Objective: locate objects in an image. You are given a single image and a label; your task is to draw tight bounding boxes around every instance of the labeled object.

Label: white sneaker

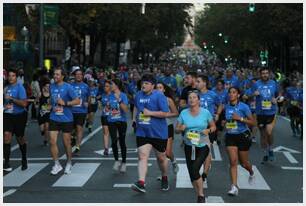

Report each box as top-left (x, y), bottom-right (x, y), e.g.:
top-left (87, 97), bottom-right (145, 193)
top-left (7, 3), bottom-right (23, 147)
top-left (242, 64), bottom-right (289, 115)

top-left (227, 184), bottom-right (239, 196)
top-left (120, 163), bottom-right (126, 173)
top-left (50, 164), bottom-right (63, 175)
top-left (113, 161), bottom-right (121, 171)
top-left (64, 162), bottom-right (72, 174)
top-left (156, 176), bottom-right (162, 181)
top-left (248, 173), bottom-right (255, 185)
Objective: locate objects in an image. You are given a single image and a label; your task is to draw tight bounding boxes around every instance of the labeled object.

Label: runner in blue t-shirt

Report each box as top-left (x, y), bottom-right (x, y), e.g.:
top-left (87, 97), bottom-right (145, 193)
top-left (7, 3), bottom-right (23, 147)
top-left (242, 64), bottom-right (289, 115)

top-left (131, 73), bottom-right (170, 193)
top-left (252, 68), bottom-right (282, 163)
top-left (285, 78), bottom-right (302, 137)
top-left (86, 78), bottom-right (100, 133)
top-left (70, 69), bottom-right (90, 155)
top-left (176, 90), bottom-right (216, 203)
top-left (108, 79), bottom-right (129, 173)
top-left (196, 74), bottom-right (223, 182)
top-left (224, 87), bottom-right (256, 196)
top-left (99, 80), bottom-right (112, 156)
top-left (127, 77), bottom-right (139, 118)
top-left (3, 69), bottom-right (29, 172)
top-left (49, 67), bottom-right (80, 175)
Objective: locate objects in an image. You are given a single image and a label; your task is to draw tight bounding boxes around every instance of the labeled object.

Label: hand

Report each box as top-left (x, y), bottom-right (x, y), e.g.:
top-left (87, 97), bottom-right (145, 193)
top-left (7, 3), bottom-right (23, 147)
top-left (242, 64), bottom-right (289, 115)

top-left (57, 98), bottom-right (65, 106)
top-left (202, 129), bottom-right (210, 136)
top-left (143, 108), bottom-right (151, 116)
top-left (5, 95), bottom-right (13, 100)
top-left (232, 112), bottom-right (241, 121)
top-left (114, 92), bottom-right (120, 100)
top-left (254, 90), bottom-right (260, 96)
top-left (272, 97), bottom-right (277, 104)
top-left (178, 124), bottom-right (186, 131)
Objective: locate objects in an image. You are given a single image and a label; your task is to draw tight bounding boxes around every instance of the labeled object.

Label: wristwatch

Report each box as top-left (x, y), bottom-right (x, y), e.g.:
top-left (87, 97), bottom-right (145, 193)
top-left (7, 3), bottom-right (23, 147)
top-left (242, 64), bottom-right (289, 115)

top-left (240, 117), bottom-right (244, 122)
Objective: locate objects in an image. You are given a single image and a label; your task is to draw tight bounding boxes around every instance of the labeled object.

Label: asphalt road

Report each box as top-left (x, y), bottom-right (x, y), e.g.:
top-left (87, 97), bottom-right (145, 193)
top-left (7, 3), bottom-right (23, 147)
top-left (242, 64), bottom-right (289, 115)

top-left (3, 111), bottom-right (303, 203)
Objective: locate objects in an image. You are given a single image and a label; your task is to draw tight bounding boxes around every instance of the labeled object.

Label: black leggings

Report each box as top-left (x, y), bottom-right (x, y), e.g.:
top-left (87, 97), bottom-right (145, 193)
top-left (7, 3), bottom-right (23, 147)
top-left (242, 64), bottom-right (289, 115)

top-left (184, 144), bottom-right (210, 182)
top-left (108, 121), bottom-right (127, 163)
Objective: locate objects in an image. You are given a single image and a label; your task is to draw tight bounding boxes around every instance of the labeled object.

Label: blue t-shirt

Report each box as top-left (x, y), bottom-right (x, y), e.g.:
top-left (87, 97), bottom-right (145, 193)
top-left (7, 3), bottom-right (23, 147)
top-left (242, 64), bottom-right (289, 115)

top-left (50, 82), bottom-right (78, 122)
top-left (224, 76), bottom-right (239, 88)
top-left (101, 93), bottom-right (111, 117)
top-left (162, 76), bottom-right (177, 90)
top-left (244, 88), bottom-right (256, 113)
top-left (70, 82), bottom-right (90, 114)
top-left (212, 88), bottom-right (228, 104)
top-left (4, 83), bottom-right (27, 114)
top-left (107, 92), bottom-right (129, 122)
top-left (135, 90), bottom-right (169, 139)
top-left (89, 87), bottom-right (99, 105)
top-left (199, 90), bottom-right (220, 116)
top-left (177, 108), bottom-right (212, 147)
top-left (285, 86), bottom-right (302, 107)
top-left (225, 102), bottom-right (251, 134)
top-left (127, 81), bottom-right (138, 104)
top-left (252, 79), bottom-right (279, 115)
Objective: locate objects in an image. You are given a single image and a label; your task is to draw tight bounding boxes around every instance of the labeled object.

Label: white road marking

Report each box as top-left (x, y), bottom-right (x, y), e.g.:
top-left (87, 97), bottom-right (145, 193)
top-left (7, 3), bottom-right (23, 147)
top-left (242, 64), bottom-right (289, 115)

top-left (207, 196), bottom-right (224, 203)
top-left (281, 166), bottom-right (303, 170)
top-left (60, 126), bottom-right (102, 159)
top-left (52, 163), bottom-right (100, 187)
top-left (9, 157), bottom-right (191, 161)
top-left (126, 163), bottom-right (151, 167)
top-left (10, 144), bottom-right (19, 152)
top-left (283, 151), bottom-right (298, 164)
top-left (113, 184), bottom-right (132, 188)
top-left (277, 115), bottom-right (291, 122)
top-left (237, 165), bottom-right (270, 190)
top-left (95, 148), bottom-right (137, 156)
top-left (3, 189), bottom-right (17, 197)
top-left (4, 163), bottom-right (49, 187)
top-left (211, 142), bottom-right (222, 161)
top-left (273, 146), bottom-right (300, 154)
top-left (176, 164), bottom-right (207, 188)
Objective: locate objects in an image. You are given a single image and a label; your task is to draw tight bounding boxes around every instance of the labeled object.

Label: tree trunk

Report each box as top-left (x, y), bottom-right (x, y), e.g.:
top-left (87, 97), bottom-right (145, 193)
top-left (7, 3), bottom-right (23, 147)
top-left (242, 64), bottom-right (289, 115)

top-left (114, 40), bottom-right (121, 69)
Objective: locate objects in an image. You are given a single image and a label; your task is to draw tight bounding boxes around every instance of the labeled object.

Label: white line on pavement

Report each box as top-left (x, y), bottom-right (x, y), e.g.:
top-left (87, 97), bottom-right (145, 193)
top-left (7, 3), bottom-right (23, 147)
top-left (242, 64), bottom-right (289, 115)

top-left (211, 142), bottom-right (222, 161)
top-left (237, 165), bottom-right (270, 190)
top-left (52, 163), bottom-right (100, 187)
top-left (10, 144), bottom-right (19, 152)
top-left (277, 115), bottom-right (291, 122)
top-left (113, 184), bottom-right (132, 188)
top-left (3, 189), bottom-right (17, 197)
top-left (176, 164), bottom-right (207, 188)
top-left (126, 163), bottom-right (151, 167)
top-left (283, 151), bottom-right (298, 164)
top-left (10, 157), bottom-right (188, 161)
top-left (281, 166), bottom-right (303, 170)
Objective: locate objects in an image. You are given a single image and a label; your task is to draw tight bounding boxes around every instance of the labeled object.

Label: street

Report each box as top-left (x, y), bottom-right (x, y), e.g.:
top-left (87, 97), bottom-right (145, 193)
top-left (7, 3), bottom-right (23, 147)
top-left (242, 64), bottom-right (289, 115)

top-left (3, 112), bottom-right (303, 203)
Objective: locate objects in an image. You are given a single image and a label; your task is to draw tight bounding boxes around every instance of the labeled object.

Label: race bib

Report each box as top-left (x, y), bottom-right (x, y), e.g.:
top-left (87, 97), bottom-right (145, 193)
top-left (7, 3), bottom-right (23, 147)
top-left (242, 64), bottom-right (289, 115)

top-left (54, 105), bottom-right (64, 115)
top-left (40, 104), bottom-right (50, 116)
top-left (186, 131), bottom-right (200, 146)
top-left (261, 100), bottom-right (272, 110)
top-left (4, 103), bottom-right (14, 113)
top-left (226, 121), bottom-right (238, 130)
top-left (291, 100), bottom-right (298, 106)
top-left (111, 108), bottom-right (121, 119)
top-left (138, 112), bottom-right (151, 124)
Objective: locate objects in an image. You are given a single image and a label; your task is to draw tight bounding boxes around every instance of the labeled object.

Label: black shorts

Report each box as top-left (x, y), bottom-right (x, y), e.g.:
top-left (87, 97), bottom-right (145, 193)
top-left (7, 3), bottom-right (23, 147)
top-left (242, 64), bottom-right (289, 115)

top-left (101, 116), bottom-right (109, 126)
top-left (225, 131), bottom-right (252, 151)
top-left (168, 124), bottom-right (174, 139)
top-left (209, 131), bottom-right (217, 143)
top-left (257, 114), bottom-right (275, 128)
top-left (287, 106), bottom-right (301, 118)
top-left (73, 113), bottom-right (87, 126)
top-left (4, 112), bottom-right (28, 137)
top-left (38, 113), bottom-right (50, 125)
top-left (49, 120), bottom-right (73, 133)
top-left (88, 104), bottom-right (98, 113)
top-left (136, 137), bottom-right (168, 153)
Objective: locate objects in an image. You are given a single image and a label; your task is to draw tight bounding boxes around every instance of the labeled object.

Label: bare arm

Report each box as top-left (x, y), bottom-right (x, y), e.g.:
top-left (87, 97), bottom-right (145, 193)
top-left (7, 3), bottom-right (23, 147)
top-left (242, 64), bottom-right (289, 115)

top-left (167, 98), bottom-right (179, 118)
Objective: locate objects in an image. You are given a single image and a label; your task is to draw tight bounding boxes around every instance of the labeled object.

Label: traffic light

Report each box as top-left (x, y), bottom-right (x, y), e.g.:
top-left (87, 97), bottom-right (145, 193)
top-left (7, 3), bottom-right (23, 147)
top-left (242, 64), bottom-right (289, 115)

top-left (249, 3), bottom-right (255, 13)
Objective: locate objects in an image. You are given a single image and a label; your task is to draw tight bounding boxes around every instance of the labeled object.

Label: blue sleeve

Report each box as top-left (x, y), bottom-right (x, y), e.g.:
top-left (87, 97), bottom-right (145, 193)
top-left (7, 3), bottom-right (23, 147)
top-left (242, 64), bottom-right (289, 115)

top-left (214, 92), bottom-right (221, 105)
top-left (177, 113), bottom-right (184, 124)
top-left (158, 93), bottom-right (170, 112)
top-left (68, 84), bottom-right (78, 99)
top-left (121, 93), bottom-right (129, 105)
top-left (18, 84), bottom-right (27, 100)
top-left (206, 110), bottom-right (213, 122)
top-left (243, 104), bottom-right (252, 117)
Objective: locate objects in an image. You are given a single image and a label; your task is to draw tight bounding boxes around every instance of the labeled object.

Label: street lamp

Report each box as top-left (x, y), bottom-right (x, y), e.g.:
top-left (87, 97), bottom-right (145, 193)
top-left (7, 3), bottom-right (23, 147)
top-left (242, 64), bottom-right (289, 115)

top-left (141, 3), bottom-right (145, 14)
top-left (211, 45), bottom-right (214, 49)
top-left (21, 26), bottom-right (29, 37)
top-left (218, 33), bottom-right (222, 37)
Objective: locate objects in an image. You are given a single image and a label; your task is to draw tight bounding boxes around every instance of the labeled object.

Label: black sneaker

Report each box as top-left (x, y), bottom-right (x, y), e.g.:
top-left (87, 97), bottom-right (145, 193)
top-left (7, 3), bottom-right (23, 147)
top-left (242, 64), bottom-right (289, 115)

top-left (3, 162), bottom-right (12, 172)
top-left (197, 196), bottom-right (206, 203)
top-left (71, 138), bottom-right (76, 147)
top-left (85, 121), bottom-right (89, 128)
top-left (88, 127), bottom-right (92, 133)
top-left (43, 140), bottom-right (48, 146)
top-left (261, 155), bottom-right (268, 164)
top-left (161, 177), bottom-right (169, 191)
top-left (131, 181), bottom-right (146, 193)
top-left (21, 159), bottom-right (28, 171)
top-left (73, 147), bottom-right (80, 156)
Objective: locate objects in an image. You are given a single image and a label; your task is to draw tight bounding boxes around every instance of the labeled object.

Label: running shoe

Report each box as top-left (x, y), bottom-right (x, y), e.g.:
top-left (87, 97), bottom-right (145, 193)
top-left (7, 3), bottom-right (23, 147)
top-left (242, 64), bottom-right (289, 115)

top-left (227, 184), bottom-right (239, 196)
top-left (248, 173), bottom-right (255, 185)
top-left (268, 150), bottom-right (275, 161)
top-left (73, 146), bottom-right (80, 156)
top-left (161, 177), bottom-right (169, 191)
top-left (113, 161), bottom-right (121, 171)
top-left (50, 164), bottom-right (63, 175)
top-left (103, 148), bottom-right (109, 156)
top-left (43, 140), bottom-right (48, 146)
top-left (3, 162), bottom-right (12, 172)
top-left (131, 181), bottom-right (146, 193)
top-left (197, 196), bottom-right (206, 203)
top-left (64, 162), bottom-right (72, 174)
top-left (261, 155), bottom-right (268, 164)
top-left (172, 162), bottom-right (179, 174)
top-left (21, 159), bottom-right (28, 171)
top-left (120, 163), bottom-right (126, 173)
top-left (85, 121), bottom-right (89, 128)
